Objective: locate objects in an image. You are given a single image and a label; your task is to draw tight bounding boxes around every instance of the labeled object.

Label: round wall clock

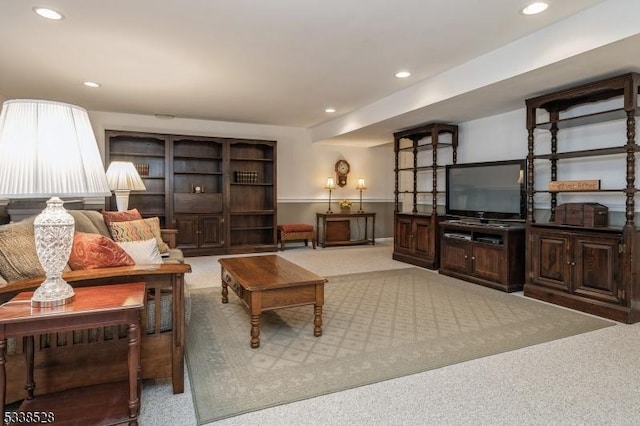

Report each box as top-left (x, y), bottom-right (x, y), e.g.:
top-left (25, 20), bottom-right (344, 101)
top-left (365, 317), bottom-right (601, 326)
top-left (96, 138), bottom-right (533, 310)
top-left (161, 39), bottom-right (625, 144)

top-left (335, 159), bottom-right (350, 187)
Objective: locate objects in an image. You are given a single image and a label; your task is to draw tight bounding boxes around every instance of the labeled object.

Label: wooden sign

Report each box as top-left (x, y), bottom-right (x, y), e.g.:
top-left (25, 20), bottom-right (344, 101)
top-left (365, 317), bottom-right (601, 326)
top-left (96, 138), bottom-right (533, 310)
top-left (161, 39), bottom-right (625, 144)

top-left (548, 180), bottom-right (600, 191)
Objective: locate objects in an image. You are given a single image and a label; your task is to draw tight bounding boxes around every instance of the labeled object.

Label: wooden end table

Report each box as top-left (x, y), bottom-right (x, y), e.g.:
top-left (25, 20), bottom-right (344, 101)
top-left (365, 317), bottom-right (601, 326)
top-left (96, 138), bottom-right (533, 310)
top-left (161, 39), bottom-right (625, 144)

top-left (219, 255), bottom-right (325, 348)
top-left (0, 282), bottom-right (146, 426)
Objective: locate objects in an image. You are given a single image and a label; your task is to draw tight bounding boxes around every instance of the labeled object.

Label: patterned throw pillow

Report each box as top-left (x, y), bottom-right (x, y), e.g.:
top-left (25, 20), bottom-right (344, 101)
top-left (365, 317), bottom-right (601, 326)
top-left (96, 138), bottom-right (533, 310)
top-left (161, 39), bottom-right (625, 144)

top-left (68, 232), bottom-right (135, 270)
top-left (102, 209), bottom-right (143, 226)
top-left (0, 218), bottom-right (46, 282)
top-left (108, 217), bottom-right (170, 253)
top-left (116, 239), bottom-right (162, 265)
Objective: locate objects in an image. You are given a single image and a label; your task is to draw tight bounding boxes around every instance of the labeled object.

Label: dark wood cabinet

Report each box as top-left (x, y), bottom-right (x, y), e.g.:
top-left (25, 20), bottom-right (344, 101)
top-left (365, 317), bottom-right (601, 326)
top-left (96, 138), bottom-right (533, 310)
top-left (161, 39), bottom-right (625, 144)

top-left (529, 226), bottom-right (623, 305)
top-left (524, 72), bottom-right (640, 323)
top-left (392, 123), bottom-right (458, 269)
top-left (439, 221), bottom-right (526, 292)
top-left (393, 214), bottom-right (437, 268)
top-left (175, 214), bottom-right (225, 254)
top-left (105, 131), bottom-right (277, 256)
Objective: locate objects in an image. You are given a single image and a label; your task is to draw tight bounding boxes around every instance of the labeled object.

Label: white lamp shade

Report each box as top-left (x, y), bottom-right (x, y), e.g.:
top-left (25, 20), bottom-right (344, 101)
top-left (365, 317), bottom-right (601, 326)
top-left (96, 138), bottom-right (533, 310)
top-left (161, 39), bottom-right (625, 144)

top-left (0, 99), bottom-right (111, 198)
top-left (105, 161), bottom-right (146, 191)
top-left (325, 177), bottom-right (336, 189)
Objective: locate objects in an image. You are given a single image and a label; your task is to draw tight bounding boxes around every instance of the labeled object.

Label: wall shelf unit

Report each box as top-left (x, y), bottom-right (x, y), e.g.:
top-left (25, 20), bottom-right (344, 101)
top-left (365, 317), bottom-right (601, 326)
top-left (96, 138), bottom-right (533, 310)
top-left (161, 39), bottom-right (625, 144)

top-left (392, 123), bottom-right (458, 269)
top-left (524, 72), bottom-right (640, 323)
top-left (105, 131), bottom-right (277, 256)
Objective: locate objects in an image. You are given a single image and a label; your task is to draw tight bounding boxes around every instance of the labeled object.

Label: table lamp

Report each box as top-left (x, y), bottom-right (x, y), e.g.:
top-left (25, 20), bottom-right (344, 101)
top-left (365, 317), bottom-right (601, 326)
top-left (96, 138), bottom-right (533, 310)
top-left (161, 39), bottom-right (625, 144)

top-left (105, 161), bottom-right (146, 211)
top-left (356, 178), bottom-right (367, 213)
top-left (0, 99), bottom-right (112, 307)
top-left (324, 177), bottom-right (336, 213)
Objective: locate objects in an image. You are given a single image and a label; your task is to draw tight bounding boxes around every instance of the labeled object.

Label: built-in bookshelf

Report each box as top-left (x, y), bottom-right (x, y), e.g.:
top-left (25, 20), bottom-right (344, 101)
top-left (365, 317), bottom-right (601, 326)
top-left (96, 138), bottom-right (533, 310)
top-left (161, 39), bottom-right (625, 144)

top-left (105, 131), bottom-right (277, 256)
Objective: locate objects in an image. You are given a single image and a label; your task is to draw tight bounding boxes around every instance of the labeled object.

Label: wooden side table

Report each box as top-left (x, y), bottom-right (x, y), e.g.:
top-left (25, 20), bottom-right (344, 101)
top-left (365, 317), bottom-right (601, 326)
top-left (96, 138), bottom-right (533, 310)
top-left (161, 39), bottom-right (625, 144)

top-left (0, 282), bottom-right (146, 426)
top-left (316, 212), bottom-right (376, 247)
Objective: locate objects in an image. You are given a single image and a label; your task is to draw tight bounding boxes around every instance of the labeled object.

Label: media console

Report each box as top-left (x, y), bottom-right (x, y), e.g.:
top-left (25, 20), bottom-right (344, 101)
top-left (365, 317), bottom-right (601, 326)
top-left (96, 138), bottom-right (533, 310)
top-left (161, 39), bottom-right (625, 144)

top-left (439, 220), bottom-right (525, 292)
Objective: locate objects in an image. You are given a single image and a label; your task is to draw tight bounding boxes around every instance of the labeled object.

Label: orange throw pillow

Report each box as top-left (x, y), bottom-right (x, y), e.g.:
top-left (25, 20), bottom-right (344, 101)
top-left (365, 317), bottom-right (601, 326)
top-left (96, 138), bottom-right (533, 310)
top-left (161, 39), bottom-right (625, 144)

top-left (102, 209), bottom-right (143, 225)
top-left (68, 232), bottom-right (135, 270)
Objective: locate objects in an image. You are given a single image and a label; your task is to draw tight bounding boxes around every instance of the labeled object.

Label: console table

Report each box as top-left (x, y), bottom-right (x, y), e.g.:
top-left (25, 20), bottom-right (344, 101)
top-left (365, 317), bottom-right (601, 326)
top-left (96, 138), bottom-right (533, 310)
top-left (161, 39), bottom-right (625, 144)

top-left (0, 283), bottom-right (146, 425)
top-left (316, 212), bottom-right (376, 247)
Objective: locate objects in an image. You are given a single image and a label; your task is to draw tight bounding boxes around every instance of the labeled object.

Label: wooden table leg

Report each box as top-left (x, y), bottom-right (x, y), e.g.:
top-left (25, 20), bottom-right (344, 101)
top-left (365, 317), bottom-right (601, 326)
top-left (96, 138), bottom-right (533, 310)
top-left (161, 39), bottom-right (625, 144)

top-left (250, 314), bottom-right (261, 348)
top-left (249, 292), bottom-right (262, 348)
top-left (314, 283), bottom-right (324, 337)
top-left (314, 305), bottom-right (323, 337)
top-left (128, 321), bottom-right (141, 418)
top-left (221, 270), bottom-right (229, 304)
top-left (24, 335), bottom-right (35, 399)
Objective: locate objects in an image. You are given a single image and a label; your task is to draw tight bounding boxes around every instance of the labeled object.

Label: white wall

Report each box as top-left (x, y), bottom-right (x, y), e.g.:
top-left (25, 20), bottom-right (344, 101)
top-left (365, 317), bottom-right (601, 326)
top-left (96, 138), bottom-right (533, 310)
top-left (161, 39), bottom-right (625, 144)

top-left (457, 106), bottom-right (633, 213)
top-left (458, 109), bottom-right (528, 163)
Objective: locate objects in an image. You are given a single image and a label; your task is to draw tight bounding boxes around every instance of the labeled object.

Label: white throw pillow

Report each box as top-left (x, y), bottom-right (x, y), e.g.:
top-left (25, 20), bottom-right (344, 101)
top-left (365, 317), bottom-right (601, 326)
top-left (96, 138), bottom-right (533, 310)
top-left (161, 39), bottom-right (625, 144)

top-left (116, 239), bottom-right (163, 265)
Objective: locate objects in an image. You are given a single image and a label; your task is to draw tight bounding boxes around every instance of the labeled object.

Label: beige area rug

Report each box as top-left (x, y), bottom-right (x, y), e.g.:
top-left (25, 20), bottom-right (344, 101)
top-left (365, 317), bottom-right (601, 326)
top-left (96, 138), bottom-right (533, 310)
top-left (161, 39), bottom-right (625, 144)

top-left (185, 268), bottom-right (614, 424)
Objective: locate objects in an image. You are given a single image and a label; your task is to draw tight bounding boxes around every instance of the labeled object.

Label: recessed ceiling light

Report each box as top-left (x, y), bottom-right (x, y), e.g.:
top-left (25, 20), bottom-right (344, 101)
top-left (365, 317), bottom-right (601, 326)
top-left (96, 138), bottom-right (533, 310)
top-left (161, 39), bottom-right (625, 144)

top-left (83, 81), bottom-right (101, 88)
top-left (395, 71), bottom-right (411, 79)
top-left (325, 108), bottom-right (336, 113)
top-left (33, 7), bottom-right (64, 20)
top-left (521, 2), bottom-right (549, 15)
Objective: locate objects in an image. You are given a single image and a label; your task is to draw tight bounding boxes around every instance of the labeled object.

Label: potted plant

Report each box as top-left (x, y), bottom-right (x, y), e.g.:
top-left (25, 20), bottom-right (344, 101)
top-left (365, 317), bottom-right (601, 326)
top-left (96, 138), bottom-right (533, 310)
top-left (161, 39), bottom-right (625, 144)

top-left (339, 200), bottom-right (352, 213)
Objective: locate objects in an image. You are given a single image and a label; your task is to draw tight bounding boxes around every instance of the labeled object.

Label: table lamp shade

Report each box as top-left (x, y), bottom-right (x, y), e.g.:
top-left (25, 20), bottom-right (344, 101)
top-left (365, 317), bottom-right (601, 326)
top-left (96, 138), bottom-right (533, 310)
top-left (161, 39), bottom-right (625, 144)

top-left (106, 161), bottom-right (146, 191)
top-left (0, 99), bottom-right (111, 198)
top-left (324, 177), bottom-right (335, 213)
top-left (0, 99), bottom-right (111, 307)
top-left (105, 161), bottom-right (146, 211)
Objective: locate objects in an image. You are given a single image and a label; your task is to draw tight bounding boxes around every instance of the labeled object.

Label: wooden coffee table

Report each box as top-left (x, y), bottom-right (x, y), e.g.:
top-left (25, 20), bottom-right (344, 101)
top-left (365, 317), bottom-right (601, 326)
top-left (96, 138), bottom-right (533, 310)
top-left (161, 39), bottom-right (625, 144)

top-left (219, 255), bottom-right (325, 348)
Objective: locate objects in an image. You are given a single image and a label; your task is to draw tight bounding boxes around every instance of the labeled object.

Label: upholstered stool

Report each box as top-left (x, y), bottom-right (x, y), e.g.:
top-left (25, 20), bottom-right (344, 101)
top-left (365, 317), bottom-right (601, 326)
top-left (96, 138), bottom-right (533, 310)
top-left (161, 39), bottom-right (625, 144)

top-left (277, 224), bottom-right (316, 251)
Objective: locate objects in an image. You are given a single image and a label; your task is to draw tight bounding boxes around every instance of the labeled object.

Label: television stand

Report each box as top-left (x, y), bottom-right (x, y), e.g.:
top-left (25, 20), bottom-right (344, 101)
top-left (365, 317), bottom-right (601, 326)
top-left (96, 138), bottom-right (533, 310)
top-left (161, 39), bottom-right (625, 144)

top-left (439, 221), bottom-right (525, 292)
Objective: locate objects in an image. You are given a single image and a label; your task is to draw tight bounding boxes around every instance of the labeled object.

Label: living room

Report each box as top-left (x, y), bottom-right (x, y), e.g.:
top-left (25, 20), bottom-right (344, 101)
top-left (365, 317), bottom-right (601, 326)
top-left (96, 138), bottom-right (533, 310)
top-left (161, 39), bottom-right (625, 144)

top-left (2, 1), bottom-right (640, 425)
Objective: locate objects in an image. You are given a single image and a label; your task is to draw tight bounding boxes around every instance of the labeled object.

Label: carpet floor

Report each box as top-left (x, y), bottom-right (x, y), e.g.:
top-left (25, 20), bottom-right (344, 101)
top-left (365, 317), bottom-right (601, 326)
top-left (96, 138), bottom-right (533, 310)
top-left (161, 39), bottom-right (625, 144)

top-left (185, 267), bottom-right (613, 424)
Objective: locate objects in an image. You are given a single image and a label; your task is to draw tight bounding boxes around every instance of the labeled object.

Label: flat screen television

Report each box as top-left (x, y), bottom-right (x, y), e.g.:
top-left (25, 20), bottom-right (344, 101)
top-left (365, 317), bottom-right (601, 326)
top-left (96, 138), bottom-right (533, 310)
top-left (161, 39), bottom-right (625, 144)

top-left (445, 159), bottom-right (526, 222)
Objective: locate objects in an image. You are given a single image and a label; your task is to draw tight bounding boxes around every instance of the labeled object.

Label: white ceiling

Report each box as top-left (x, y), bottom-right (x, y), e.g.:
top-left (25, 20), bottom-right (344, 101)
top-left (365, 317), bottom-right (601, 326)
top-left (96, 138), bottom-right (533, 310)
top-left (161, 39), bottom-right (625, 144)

top-left (2, 0), bottom-right (636, 146)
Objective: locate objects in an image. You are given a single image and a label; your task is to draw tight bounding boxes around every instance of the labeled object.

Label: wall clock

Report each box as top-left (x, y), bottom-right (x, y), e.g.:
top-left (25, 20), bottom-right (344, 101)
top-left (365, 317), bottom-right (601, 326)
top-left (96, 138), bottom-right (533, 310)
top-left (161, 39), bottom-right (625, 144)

top-left (335, 159), bottom-right (350, 187)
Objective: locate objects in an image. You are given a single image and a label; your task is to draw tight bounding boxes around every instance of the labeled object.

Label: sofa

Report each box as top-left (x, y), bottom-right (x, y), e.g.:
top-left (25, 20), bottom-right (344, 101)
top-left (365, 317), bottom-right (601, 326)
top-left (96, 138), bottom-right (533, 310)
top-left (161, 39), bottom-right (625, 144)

top-left (0, 210), bottom-right (191, 403)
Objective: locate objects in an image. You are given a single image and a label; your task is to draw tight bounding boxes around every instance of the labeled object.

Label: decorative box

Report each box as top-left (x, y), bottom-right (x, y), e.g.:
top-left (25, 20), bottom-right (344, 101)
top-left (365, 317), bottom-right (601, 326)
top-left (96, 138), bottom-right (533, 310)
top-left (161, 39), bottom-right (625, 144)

top-left (554, 203), bottom-right (608, 227)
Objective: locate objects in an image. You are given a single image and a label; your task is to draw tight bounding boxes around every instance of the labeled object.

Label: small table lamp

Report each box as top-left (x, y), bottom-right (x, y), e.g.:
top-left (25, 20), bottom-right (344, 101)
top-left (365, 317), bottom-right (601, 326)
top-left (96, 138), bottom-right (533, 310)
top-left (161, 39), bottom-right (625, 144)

top-left (105, 161), bottom-right (147, 211)
top-left (356, 178), bottom-right (367, 213)
top-left (324, 177), bottom-right (336, 213)
top-left (0, 99), bottom-right (112, 307)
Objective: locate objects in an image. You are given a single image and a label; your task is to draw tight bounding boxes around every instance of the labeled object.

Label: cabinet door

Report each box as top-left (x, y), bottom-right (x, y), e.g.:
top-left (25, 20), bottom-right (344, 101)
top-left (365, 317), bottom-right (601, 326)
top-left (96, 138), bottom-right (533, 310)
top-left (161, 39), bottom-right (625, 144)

top-left (440, 238), bottom-right (471, 274)
top-left (174, 215), bottom-right (199, 250)
top-left (199, 215), bottom-right (225, 248)
top-left (413, 217), bottom-right (433, 259)
top-left (394, 216), bottom-right (413, 255)
top-left (529, 230), bottom-right (571, 292)
top-left (573, 234), bottom-right (623, 304)
top-left (471, 244), bottom-right (504, 284)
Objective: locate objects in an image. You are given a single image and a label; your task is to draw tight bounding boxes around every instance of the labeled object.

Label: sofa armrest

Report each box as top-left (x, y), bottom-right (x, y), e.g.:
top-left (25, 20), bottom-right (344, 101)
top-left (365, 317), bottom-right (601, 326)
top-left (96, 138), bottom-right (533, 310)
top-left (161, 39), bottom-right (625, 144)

top-left (0, 263), bottom-right (192, 300)
top-left (161, 228), bottom-right (178, 249)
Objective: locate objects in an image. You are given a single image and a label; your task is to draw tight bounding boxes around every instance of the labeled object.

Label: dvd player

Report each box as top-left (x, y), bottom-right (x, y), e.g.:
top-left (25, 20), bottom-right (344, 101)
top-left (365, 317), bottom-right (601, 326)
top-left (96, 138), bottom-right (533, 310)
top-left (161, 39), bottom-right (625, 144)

top-left (444, 232), bottom-right (471, 240)
top-left (477, 236), bottom-right (502, 245)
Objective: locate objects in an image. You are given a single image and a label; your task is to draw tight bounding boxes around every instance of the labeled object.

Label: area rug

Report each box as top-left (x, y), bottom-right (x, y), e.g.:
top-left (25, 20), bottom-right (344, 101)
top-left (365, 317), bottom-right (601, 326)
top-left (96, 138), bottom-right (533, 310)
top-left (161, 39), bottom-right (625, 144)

top-left (185, 268), bottom-right (614, 424)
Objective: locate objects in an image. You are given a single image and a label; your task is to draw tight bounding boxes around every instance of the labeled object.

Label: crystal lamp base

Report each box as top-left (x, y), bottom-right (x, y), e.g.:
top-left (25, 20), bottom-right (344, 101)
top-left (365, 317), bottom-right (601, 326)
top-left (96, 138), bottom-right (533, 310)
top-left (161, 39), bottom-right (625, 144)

top-left (32, 197), bottom-right (76, 308)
